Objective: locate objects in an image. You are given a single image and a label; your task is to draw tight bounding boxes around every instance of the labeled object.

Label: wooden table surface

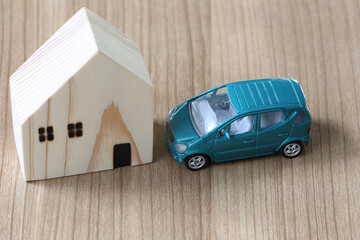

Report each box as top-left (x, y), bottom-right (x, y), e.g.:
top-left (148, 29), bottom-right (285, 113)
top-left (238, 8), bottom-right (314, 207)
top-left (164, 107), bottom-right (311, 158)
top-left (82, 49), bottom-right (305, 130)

top-left (1, 0), bottom-right (360, 239)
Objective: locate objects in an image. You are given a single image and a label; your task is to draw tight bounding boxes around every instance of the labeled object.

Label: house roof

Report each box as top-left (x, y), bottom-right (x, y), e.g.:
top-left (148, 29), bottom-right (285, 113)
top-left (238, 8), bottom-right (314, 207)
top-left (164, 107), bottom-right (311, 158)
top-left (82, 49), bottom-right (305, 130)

top-left (10, 8), bottom-right (152, 124)
top-left (227, 78), bottom-right (306, 113)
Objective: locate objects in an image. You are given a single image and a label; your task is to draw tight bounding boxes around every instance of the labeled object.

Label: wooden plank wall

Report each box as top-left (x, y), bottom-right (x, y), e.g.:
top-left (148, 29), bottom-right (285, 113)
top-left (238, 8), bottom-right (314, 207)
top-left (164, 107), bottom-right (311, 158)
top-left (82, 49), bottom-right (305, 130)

top-left (1, 0), bottom-right (359, 239)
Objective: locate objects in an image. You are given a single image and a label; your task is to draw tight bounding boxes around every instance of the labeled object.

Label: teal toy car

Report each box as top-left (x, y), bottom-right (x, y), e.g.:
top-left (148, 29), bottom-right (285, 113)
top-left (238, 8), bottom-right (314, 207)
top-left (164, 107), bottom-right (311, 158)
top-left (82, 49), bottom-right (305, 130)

top-left (166, 78), bottom-right (311, 170)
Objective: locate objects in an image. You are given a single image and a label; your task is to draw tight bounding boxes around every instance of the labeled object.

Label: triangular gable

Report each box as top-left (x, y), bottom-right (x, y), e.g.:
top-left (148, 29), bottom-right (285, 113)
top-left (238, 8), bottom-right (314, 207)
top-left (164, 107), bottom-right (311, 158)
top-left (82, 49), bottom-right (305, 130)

top-left (86, 9), bottom-right (152, 87)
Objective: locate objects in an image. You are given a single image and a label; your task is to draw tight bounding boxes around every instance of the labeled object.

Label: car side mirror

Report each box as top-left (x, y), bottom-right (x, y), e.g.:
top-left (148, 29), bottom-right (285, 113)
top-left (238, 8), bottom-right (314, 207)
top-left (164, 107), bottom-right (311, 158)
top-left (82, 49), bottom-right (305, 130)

top-left (224, 130), bottom-right (230, 140)
top-left (220, 128), bottom-right (230, 140)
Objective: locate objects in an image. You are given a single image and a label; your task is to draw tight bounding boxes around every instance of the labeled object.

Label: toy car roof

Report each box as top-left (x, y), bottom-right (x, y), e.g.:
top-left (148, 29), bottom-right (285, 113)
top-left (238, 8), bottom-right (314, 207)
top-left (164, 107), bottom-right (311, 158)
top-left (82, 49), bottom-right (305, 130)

top-left (226, 78), bottom-right (306, 114)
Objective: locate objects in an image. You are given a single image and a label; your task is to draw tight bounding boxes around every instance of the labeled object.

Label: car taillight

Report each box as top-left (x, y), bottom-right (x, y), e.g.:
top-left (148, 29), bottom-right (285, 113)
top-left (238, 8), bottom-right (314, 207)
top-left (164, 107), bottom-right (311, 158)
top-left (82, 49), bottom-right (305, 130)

top-left (308, 125), bottom-right (311, 134)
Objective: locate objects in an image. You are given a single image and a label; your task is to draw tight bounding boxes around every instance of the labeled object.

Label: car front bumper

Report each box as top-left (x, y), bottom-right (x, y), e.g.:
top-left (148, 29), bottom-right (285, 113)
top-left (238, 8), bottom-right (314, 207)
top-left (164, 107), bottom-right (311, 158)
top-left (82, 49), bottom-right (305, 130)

top-left (165, 123), bottom-right (187, 164)
top-left (165, 111), bottom-right (187, 164)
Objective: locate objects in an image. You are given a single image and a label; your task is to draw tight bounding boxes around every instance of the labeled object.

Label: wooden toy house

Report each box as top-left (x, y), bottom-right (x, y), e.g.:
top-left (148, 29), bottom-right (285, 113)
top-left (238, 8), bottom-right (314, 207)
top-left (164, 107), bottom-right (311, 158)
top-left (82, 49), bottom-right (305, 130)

top-left (10, 8), bottom-right (154, 181)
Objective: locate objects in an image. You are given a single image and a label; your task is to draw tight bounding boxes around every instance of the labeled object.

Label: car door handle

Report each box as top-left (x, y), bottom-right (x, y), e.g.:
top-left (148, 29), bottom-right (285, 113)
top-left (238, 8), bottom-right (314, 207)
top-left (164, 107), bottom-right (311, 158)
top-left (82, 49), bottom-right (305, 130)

top-left (278, 132), bottom-right (288, 137)
top-left (243, 139), bottom-right (254, 143)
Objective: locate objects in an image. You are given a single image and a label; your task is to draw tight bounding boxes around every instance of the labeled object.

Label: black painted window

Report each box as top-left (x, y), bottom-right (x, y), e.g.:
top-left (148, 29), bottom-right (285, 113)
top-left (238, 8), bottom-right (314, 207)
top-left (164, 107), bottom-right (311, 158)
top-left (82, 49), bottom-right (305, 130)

top-left (76, 122), bottom-right (82, 129)
top-left (38, 126), bottom-right (54, 142)
top-left (47, 126), bottom-right (54, 141)
top-left (76, 122), bottom-right (83, 137)
top-left (39, 134), bottom-right (45, 142)
top-left (76, 130), bottom-right (83, 137)
top-left (38, 127), bottom-right (45, 135)
top-left (68, 122), bottom-right (83, 138)
top-left (68, 124), bottom-right (75, 138)
top-left (47, 126), bottom-right (53, 133)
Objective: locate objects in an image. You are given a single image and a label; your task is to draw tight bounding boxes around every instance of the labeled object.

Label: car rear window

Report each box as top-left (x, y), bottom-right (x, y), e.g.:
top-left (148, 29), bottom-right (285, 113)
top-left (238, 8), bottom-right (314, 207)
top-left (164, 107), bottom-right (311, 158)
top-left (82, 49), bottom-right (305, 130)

top-left (293, 110), bottom-right (309, 124)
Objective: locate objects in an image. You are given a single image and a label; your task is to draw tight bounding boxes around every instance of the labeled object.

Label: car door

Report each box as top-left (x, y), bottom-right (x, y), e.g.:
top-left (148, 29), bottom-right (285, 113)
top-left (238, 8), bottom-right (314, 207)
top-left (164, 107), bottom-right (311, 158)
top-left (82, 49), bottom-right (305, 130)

top-left (213, 114), bottom-right (257, 162)
top-left (256, 109), bottom-right (291, 155)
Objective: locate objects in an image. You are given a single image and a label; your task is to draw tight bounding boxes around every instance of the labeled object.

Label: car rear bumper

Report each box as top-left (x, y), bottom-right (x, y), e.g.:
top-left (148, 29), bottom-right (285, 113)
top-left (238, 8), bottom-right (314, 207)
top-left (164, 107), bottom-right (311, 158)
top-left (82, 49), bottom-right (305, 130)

top-left (302, 132), bottom-right (311, 145)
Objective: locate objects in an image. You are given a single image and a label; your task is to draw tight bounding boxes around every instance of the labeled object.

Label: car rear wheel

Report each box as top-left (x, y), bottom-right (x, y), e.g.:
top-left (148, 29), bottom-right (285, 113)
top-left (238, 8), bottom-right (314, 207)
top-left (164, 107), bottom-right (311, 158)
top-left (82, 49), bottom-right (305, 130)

top-left (281, 141), bottom-right (303, 158)
top-left (185, 154), bottom-right (209, 170)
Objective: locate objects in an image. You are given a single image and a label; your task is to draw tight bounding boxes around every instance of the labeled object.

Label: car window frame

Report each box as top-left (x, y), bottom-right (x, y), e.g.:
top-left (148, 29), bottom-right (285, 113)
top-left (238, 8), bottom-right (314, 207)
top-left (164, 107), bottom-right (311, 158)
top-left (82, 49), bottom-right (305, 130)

top-left (290, 108), bottom-right (310, 126)
top-left (258, 108), bottom-right (287, 132)
top-left (286, 109), bottom-right (297, 119)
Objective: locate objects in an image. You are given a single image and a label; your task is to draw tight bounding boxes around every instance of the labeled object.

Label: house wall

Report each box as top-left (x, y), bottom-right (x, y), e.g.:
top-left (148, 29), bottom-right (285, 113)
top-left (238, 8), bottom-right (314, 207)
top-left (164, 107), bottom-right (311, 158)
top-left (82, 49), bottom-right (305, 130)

top-left (20, 53), bottom-right (153, 180)
top-left (11, 93), bottom-right (26, 179)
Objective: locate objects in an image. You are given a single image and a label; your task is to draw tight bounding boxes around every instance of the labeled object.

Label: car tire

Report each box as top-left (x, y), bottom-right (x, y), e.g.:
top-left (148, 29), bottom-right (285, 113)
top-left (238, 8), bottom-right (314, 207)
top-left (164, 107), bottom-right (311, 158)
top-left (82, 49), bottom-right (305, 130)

top-left (280, 141), bottom-right (304, 158)
top-left (185, 154), bottom-right (209, 171)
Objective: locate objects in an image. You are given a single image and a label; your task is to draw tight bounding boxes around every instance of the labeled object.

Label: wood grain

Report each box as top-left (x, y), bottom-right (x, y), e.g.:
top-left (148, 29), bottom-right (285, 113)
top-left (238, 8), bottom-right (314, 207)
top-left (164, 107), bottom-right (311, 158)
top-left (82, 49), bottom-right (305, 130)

top-left (1, 0), bottom-right (360, 239)
top-left (87, 101), bottom-right (142, 172)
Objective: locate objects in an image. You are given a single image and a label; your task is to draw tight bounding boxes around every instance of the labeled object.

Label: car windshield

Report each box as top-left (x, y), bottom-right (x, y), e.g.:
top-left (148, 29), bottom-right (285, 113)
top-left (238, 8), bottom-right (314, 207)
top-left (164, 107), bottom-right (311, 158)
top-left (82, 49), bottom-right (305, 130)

top-left (189, 86), bottom-right (237, 136)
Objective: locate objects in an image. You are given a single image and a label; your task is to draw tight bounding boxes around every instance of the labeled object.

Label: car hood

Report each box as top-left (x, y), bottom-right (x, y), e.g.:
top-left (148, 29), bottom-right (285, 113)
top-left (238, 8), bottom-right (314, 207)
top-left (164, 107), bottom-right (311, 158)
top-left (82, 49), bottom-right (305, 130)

top-left (169, 102), bottom-right (199, 142)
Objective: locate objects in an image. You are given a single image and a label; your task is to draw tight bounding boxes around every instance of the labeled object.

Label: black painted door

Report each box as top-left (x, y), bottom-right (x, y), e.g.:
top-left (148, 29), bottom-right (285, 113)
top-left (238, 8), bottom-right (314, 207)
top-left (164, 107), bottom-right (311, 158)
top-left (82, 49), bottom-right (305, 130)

top-left (113, 143), bottom-right (131, 168)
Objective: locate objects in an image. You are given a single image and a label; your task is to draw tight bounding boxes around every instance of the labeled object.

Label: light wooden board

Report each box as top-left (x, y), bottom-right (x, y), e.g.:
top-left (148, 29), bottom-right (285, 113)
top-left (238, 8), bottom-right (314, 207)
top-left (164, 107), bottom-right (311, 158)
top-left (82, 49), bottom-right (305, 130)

top-left (1, 0), bottom-right (360, 239)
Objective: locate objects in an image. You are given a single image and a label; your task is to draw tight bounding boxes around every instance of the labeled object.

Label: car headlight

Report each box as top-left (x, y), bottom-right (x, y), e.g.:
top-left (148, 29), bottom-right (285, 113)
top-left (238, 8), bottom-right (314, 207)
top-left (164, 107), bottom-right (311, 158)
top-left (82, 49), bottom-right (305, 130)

top-left (174, 143), bottom-right (188, 154)
top-left (167, 108), bottom-right (174, 122)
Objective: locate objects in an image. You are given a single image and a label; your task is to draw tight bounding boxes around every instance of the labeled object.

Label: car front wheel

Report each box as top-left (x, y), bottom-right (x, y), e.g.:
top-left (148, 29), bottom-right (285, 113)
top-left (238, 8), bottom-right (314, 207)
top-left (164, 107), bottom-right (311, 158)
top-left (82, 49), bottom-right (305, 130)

top-left (281, 141), bottom-right (303, 158)
top-left (185, 154), bottom-right (209, 170)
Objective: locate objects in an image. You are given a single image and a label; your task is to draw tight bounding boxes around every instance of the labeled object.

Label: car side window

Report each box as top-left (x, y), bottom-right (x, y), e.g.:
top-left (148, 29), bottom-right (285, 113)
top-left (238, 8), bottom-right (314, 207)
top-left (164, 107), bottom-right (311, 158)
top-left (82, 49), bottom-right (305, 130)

top-left (230, 115), bottom-right (255, 135)
top-left (293, 110), bottom-right (308, 124)
top-left (260, 110), bottom-right (284, 129)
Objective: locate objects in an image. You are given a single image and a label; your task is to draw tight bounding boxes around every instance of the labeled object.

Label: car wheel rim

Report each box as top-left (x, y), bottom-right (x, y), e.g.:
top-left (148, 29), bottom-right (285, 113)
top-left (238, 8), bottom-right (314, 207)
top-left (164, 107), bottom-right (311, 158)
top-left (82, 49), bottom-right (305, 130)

top-left (188, 156), bottom-right (206, 169)
top-left (284, 143), bottom-right (301, 157)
